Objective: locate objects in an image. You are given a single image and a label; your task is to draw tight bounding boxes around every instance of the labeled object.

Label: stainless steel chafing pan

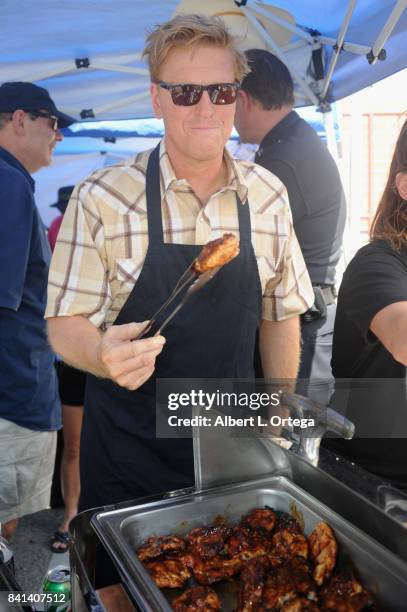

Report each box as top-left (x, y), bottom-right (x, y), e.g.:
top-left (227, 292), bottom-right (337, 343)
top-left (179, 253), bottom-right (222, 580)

top-left (91, 475), bottom-right (407, 611)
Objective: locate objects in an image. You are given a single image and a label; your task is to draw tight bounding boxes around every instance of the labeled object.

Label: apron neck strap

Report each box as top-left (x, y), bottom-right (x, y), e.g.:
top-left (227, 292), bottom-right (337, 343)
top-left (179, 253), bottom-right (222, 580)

top-left (236, 193), bottom-right (251, 243)
top-left (146, 144), bottom-right (164, 245)
top-left (146, 143), bottom-right (252, 245)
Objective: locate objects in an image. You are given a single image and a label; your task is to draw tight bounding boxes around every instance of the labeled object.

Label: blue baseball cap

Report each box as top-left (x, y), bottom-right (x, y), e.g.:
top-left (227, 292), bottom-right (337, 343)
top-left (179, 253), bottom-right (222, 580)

top-left (0, 81), bottom-right (76, 128)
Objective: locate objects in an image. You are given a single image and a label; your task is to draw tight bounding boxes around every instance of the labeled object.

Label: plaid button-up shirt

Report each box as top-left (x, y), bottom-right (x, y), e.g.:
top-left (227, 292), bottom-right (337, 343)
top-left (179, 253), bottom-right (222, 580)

top-left (46, 140), bottom-right (313, 328)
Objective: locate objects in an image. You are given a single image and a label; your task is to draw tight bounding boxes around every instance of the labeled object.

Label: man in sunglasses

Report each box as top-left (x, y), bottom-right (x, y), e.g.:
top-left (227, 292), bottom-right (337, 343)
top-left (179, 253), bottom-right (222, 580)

top-left (0, 81), bottom-right (75, 540)
top-left (46, 15), bottom-right (313, 514)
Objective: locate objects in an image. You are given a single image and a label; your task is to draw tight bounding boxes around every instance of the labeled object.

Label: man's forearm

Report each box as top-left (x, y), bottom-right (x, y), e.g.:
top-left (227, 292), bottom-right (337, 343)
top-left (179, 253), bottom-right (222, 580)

top-left (259, 317), bottom-right (301, 380)
top-left (47, 315), bottom-right (166, 390)
top-left (47, 315), bottom-right (104, 376)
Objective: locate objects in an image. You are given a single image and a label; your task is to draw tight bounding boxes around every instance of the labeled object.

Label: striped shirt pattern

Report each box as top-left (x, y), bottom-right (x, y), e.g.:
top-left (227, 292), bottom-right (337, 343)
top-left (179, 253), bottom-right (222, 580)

top-left (46, 140), bottom-right (313, 328)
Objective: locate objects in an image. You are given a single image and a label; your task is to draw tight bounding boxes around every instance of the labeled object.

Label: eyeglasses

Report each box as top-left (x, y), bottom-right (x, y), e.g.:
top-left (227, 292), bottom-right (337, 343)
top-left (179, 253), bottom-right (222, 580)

top-left (157, 81), bottom-right (240, 106)
top-left (28, 111), bottom-right (59, 131)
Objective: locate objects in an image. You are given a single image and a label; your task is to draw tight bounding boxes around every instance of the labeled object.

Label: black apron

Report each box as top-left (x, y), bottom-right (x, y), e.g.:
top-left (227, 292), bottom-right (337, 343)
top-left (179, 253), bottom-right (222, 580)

top-left (79, 145), bottom-right (262, 511)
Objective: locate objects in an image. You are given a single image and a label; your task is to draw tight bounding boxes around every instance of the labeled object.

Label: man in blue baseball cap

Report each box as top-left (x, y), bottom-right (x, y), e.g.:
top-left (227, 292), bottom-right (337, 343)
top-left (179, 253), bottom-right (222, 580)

top-left (0, 82), bottom-right (75, 540)
top-left (0, 81), bottom-right (75, 128)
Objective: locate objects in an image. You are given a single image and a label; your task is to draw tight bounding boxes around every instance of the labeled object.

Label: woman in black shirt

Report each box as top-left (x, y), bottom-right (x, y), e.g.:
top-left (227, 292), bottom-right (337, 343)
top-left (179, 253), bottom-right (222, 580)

top-left (326, 120), bottom-right (407, 490)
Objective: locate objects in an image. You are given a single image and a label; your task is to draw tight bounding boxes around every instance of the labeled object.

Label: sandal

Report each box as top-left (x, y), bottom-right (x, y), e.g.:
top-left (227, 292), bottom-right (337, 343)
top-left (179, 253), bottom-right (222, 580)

top-left (50, 530), bottom-right (70, 553)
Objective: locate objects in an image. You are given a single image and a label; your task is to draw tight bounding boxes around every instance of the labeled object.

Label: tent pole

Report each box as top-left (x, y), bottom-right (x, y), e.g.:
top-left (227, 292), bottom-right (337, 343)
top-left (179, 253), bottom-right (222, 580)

top-left (80, 91), bottom-right (151, 119)
top-left (59, 91), bottom-right (151, 120)
top-left (320, 0), bottom-right (357, 100)
top-left (348, 97), bottom-right (364, 257)
top-left (21, 63), bottom-right (76, 83)
top-left (322, 109), bottom-right (339, 165)
top-left (368, 0), bottom-right (407, 64)
top-left (25, 58), bottom-right (149, 84)
top-left (321, 107), bottom-right (350, 277)
top-left (243, 6), bottom-right (319, 106)
top-left (282, 40), bottom-right (311, 52)
top-left (318, 37), bottom-right (370, 56)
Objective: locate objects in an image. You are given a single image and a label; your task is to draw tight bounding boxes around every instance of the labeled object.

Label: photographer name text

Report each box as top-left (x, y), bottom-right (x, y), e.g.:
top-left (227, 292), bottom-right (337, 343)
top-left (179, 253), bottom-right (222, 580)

top-left (167, 415), bottom-right (315, 429)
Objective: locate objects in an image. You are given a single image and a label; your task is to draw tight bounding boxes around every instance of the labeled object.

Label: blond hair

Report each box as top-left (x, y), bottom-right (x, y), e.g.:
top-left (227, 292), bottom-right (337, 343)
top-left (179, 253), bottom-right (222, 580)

top-left (143, 14), bottom-right (249, 83)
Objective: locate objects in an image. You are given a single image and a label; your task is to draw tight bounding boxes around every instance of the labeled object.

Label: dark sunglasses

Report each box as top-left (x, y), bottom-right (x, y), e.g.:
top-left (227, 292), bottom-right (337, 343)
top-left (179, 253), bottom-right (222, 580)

top-left (28, 111), bottom-right (59, 131)
top-left (157, 81), bottom-right (240, 106)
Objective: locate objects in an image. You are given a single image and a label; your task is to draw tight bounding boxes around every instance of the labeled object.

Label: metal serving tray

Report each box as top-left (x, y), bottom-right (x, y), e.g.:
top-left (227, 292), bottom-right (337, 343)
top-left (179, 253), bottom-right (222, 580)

top-left (91, 475), bottom-right (407, 611)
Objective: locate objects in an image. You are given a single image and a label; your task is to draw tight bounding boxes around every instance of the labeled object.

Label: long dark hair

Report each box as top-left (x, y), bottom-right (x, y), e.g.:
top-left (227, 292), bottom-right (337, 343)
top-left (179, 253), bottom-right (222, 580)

top-left (370, 119), bottom-right (407, 250)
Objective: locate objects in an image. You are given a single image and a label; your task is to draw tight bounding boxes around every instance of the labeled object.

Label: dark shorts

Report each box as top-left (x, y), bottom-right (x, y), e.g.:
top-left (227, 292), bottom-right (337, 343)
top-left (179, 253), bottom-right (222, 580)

top-left (56, 361), bottom-right (86, 406)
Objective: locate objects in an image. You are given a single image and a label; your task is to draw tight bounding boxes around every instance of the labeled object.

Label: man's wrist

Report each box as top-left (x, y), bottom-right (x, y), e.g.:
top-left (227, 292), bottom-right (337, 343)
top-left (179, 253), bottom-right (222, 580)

top-left (92, 335), bottom-right (109, 379)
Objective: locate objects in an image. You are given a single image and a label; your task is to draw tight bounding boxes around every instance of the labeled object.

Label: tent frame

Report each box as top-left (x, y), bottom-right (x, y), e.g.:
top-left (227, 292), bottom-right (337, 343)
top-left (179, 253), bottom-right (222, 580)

top-left (12, 0), bottom-right (407, 119)
top-left (244, 0), bottom-right (407, 111)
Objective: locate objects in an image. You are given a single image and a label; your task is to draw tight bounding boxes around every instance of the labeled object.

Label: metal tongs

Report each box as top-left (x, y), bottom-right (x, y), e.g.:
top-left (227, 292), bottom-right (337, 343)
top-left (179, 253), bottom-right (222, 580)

top-left (134, 262), bottom-right (221, 339)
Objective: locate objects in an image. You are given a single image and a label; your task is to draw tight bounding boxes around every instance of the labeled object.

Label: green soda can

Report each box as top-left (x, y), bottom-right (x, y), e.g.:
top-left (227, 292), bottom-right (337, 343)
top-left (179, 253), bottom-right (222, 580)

top-left (42, 565), bottom-right (71, 612)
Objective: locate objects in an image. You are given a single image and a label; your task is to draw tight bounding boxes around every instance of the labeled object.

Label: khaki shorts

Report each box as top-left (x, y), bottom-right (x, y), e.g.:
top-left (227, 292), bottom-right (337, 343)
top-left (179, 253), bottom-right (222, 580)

top-left (0, 418), bottom-right (57, 524)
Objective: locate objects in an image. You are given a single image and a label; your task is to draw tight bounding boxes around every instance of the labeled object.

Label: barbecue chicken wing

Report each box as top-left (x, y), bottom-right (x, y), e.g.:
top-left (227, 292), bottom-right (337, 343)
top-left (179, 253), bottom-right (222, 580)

top-left (136, 535), bottom-right (186, 562)
top-left (194, 233), bottom-right (239, 273)
top-left (274, 513), bottom-right (303, 535)
top-left (145, 558), bottom-right (191, 588)
top-left (280, 597), bottom-right (321, 611)
top-left (191, 555), bottom-right (243, 585)
top-left (187, 524), bottom-right (231, 559)
top-left (321, 570), bottom-right (375, 611)
top-left (270, 529), bottom-right (309, 566)
top-left (236, 555), bottom-right (270, 612)
top-left (323, 591), bottom-right (375, 612)
top-left (260, 556), bottom-right (317, 610)
top-left (172, 586), bottom-right (221, 611)
top-left (226, 526), bottom-right (269, 561)
top-left (241, 507), bottom-right (277, 534)
top-left (308, 522), bottom-right (338, 586)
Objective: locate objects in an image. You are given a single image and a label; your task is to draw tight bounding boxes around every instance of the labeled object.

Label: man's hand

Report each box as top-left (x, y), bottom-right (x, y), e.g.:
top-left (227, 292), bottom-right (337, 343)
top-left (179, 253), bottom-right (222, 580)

top-left (97, 321), bottom-right (166, 390)
top-left (47, 315), bottom-right (165, 391)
